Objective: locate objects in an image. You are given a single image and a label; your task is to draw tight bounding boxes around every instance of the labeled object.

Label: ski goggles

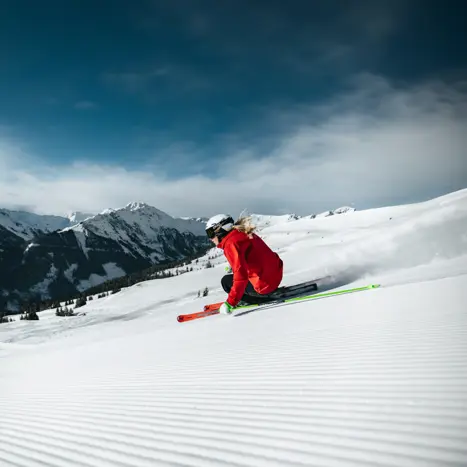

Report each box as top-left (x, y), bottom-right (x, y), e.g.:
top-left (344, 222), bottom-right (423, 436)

top-left (205, 217), bottom-right (234, 239)
top-left (205, 226), bottom-right (218, 239)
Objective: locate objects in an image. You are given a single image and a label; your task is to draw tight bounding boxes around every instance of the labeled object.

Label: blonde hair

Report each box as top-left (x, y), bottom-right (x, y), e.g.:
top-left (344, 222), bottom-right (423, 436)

top-left (232, 216), bottom-right (256, 235)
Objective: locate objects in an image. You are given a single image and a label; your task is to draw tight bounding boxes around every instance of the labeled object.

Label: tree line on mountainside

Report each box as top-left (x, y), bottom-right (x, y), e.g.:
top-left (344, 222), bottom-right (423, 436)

top-left (1, 245), bottom-right (213, 322)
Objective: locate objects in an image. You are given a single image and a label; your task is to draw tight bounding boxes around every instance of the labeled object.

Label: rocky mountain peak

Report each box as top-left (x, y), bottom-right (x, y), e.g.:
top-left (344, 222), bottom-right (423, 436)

top-left (125, 201), bottom-right (151, 211)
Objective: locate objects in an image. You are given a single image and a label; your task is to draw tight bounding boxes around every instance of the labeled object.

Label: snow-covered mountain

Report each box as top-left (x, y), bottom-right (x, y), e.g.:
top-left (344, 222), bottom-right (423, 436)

top-left (69, 202), bottom-right (207, 238)
top-left (0, 203), bottom-right (358, 311)
top-left (333, 205), bottom-right (356, 214)
top-left (67, 211), bottom-right (94, 224)
top-left (248, 213), bottom-right (301, 230)
top-left (0, 203), bottom-right (209, 311)
top-left (248, 208), bottom-right (355, 226)
top-left (307, 206), bottom-right (357, 218)
top-left (0, 208), bottom-right (71, 240)
top-left (2, 189), bottom-right (467, 466)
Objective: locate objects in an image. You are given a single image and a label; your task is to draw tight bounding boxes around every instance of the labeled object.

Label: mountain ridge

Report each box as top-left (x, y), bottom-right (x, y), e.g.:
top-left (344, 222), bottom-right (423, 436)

top-left (0, 202), bottom-right (357, 312)
top-left (0, 203), bottom-right (210, 312)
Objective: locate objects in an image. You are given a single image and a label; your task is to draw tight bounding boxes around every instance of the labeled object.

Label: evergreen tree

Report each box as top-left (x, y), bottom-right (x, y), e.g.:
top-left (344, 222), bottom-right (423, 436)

top-left (75, 296), bottom-right (87, 309)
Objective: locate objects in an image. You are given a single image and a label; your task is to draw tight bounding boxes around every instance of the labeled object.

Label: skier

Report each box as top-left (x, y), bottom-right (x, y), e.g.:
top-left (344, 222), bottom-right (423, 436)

top-left (205, 214), bottom-right (283, 314)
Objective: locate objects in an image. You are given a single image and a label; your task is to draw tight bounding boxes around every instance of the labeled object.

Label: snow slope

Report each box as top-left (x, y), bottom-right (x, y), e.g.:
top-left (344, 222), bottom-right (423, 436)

top-left (1, 189), bottom-right (467, 467)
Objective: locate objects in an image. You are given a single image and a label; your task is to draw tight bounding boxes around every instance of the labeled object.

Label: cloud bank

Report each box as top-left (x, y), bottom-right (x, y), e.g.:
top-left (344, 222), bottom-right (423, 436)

top-left (1, 74), bottom-right (466, 218)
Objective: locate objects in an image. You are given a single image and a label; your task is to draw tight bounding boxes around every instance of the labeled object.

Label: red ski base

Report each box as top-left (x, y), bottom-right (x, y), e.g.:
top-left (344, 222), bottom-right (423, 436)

top-left (204, 302), bottom-right (224, 312)
top-left (177, 308), bottom-right (220, 322)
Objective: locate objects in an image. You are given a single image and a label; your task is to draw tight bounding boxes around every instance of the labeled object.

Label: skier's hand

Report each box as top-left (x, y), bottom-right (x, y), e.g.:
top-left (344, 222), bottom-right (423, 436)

top-left (219, 302), bottom-right (234, 314)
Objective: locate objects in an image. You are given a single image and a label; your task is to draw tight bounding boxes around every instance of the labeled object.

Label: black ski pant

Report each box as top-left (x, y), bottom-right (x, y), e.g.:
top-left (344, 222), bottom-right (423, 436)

top-left (221, 274), bottom-right (276, 304)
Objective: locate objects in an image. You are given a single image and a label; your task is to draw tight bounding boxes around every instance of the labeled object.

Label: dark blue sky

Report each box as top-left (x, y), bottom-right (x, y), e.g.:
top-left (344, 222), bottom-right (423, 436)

top-left (1, 0), bottom-right (466, 216)
top-left (1, 1), bottom-right (464, 169)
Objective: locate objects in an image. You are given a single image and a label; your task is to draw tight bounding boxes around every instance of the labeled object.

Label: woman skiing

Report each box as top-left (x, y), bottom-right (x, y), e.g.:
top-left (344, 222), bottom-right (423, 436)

top-left (205, 214), bottom-right (283, 314)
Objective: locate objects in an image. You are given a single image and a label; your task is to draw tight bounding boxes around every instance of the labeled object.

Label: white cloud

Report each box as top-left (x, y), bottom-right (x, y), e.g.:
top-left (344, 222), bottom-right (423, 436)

top-left (1, 74), bottom-right (466, 218)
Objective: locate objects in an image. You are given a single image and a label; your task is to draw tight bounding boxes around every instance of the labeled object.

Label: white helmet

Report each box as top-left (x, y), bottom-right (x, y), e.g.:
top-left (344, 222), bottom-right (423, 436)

top-left (206, 214), bottom-right (234, 240)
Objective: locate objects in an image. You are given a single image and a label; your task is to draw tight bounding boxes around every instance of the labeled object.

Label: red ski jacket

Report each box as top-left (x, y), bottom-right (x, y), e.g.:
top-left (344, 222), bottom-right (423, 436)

top-left (218, 229), bottom-right (283, 307)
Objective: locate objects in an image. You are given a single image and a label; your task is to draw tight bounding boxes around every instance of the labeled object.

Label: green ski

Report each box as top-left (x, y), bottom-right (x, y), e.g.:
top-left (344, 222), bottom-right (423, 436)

top-left (232, 283), bottom-right (381, 315)
top-left (178, 284), bottom-right (381, 322)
